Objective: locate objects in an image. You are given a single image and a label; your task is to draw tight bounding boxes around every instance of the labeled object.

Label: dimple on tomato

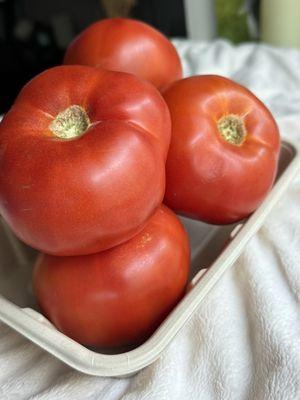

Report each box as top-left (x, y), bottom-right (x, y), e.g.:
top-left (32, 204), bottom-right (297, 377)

top-left (33, 205), bottom-right (190, 348)
top-left (163, 75), bottom-right (280, 224)
top-left (64, 18), bottom-right (182, 91)
top-left (0, 65), bottom-right (171, 256)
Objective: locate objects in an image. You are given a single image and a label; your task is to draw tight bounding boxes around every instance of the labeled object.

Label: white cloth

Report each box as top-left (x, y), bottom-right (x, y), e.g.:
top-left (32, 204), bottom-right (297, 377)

top-left (1, 39), bottom-right (300, 400)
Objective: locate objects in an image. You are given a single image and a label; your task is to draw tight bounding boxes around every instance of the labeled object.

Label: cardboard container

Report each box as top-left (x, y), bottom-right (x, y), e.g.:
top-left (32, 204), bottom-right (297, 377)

top-left (0, 141), bottom-right (299, 377)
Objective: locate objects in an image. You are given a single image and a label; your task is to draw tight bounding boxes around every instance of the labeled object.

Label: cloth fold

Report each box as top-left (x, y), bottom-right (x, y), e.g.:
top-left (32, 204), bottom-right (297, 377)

top-left (1, 39), bottom-right (300, 400)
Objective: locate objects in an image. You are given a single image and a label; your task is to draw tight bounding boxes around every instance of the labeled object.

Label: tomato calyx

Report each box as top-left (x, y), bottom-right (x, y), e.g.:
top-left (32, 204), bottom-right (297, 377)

top-left (49, 105), bottom-right (91, 139)
top-left (217, 114), bottom-right (247, 146)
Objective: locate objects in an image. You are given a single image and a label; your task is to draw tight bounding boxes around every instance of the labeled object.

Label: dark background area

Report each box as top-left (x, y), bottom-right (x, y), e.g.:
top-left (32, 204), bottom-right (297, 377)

top-left (0, 0), bottom-right (260, 115)
top-left (0, 0), bottom-right (186, 114)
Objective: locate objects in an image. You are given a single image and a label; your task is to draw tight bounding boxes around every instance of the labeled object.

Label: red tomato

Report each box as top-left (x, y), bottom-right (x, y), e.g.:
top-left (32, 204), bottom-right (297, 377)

top-left (163, 75), bottom-right (281, 224)
top-left (64, 18), bottom-right (182, 91)
top-left (0, 66), bottom-right (170, 255)
top-left (33, 205), bottom-right (190, 348)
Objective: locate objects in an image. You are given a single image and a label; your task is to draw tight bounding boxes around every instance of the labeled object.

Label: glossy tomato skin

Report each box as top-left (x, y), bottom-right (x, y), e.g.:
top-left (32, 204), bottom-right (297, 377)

top-left (64, 18), bottom-right (182, 91)
top-left (0, 66), bottom-right (171, 255)
top-left (33, 205), bottom-right (190, 348)
top-left (163, 75), bottom-right (281, 224)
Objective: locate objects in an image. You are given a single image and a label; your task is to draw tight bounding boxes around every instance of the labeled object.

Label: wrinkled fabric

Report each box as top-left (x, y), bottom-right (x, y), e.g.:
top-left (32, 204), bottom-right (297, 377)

top-left (1, 39), bottom-right (300, 400)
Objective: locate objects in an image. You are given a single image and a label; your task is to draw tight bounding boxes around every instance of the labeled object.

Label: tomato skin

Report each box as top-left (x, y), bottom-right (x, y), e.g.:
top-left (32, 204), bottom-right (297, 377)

top-left (163, 75), bottom-right (281, 224)
top-left (64, 18), bottom-right (182, 91)
top-left (0, 66), bottom-right (171, 255)
top-left (33, 205), bottom-right (190, 348)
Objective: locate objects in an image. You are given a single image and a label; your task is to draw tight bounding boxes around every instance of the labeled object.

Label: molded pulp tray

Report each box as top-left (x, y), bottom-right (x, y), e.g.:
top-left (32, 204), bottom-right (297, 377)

top-left (0, 141), bottom-right (300, 377)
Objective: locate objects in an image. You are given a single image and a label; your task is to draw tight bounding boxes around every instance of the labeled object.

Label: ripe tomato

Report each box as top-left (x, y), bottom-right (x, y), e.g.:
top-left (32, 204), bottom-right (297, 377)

top-left (33, 205), bottom-right (190, 348)
top-left (64, 18), bottom-right (182, 91)
top-left (0, 66), bottom-right (170, 255)
top-left (163, 75), bottom-right (280, 224)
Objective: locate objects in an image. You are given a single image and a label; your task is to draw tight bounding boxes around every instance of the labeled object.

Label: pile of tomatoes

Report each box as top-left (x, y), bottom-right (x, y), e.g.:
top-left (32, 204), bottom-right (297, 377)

top-left (0, 18), bottom-right (280, 349)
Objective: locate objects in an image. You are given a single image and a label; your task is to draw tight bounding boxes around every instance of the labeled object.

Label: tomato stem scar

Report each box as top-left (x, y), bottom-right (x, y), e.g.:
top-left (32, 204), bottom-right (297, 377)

top-left (49, 105), bottom-right (91, 139)
top-left (217, 114), bottom-right (247, 146)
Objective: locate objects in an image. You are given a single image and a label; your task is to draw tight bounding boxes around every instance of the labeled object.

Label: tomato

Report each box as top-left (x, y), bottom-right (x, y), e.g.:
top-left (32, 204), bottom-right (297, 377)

top-left (0, 65), bottom-right (171, 255)
top-left (163, 75), bottom-right (280, 224)
top-left (64, 18), bottom-right (182, 91)
top-left (33, 205), bottom-right (190, 348)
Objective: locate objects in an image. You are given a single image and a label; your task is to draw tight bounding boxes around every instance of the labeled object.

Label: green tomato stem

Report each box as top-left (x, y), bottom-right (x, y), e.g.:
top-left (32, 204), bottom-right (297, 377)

top-left (49, 105), bottom-right (91, 139)
top-left (217, 114), bottom-right (247, 146)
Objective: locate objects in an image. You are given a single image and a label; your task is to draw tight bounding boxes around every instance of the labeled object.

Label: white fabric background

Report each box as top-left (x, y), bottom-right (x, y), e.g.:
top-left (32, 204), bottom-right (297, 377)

top-left (1, 39), bottom-right (300, 400)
